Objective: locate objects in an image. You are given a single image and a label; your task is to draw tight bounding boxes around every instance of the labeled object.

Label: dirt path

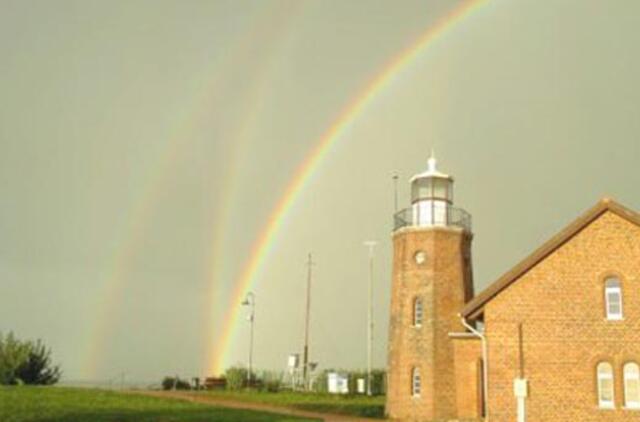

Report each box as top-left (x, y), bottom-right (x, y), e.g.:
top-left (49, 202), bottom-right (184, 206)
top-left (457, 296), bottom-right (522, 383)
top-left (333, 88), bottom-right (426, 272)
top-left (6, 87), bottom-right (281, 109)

top-left (133, 390), bottom-right (383, 422)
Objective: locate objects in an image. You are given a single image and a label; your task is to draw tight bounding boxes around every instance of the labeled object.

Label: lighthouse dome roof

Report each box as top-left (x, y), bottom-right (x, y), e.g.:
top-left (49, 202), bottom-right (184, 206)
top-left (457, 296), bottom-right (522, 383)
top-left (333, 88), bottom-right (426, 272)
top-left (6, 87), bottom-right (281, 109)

top-left (410, 155), bottom-right (451, 182)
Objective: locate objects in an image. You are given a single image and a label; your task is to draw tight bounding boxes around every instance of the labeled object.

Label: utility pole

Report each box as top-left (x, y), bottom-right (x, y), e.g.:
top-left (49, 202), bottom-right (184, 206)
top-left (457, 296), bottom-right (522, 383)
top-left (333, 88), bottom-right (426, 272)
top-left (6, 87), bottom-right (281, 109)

top-left (363, 241), bottom-right (378, 395)
top-left (302, 253), bottom-right (314, 389)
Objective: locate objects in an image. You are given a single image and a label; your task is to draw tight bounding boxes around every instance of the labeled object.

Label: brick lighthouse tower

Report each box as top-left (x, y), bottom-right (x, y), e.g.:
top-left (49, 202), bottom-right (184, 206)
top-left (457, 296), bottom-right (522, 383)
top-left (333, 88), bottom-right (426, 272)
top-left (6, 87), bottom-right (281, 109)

top-left (386, 155), bottom-right (473, 421)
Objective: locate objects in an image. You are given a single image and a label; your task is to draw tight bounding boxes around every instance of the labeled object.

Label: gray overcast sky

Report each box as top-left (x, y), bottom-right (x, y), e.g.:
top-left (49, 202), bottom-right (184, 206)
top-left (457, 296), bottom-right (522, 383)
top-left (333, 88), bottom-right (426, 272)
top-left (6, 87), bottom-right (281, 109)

top-left (2, 0), bottom-right (640, 382)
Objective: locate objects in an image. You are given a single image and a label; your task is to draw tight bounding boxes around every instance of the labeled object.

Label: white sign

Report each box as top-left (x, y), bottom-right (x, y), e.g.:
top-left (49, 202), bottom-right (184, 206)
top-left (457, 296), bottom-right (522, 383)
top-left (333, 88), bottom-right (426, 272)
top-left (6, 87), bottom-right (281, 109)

top-left (288, 354), bottom-right (299, 369)
top-left (514, 378), bottom-right (528, 398)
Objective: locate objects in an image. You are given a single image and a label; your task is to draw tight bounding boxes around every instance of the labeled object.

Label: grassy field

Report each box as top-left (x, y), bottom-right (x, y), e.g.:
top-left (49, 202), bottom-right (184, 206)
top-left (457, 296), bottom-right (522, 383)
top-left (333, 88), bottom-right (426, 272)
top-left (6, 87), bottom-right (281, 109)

top-left (0, 387), bottom-right (318, 422)
top-left (199, 390), bottom-right (386, 419)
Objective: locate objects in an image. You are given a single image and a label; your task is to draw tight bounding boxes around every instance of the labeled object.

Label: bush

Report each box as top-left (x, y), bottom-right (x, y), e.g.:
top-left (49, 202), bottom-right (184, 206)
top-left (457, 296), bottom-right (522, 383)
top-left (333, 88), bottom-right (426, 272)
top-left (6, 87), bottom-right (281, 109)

top-left (370, 369), bottom-right (386, 396)
top-left (258, 370), bottom-right (282, 392)
top-left (15, 339), bottom-right (61, 385)
top-left (0, 332), bottom-right (60, 385)
top-left (312, 370), bottom-right (329, 393)
top-left (0, 332), bottom-right (30, 385)
top-left (161, 376), bottom-right (191, 390)
top-left (161, 377), bottom-right (174, 390)
top-left (224, 366), bottom-right (248, 390)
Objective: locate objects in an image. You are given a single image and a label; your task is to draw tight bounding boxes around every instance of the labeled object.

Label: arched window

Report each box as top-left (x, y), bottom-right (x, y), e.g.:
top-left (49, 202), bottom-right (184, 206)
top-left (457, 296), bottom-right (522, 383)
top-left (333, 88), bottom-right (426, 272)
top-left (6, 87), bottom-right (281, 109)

top-left (597, 362), bottom-right (615, 409)
top-left (413, 298), bottom-right (423, 327)
top-left (625, 362), bottom-right (640, 409)
top-left (605, 278), bottom-right (623, 320)
top-left (412, 367), bottom-right (421, 397)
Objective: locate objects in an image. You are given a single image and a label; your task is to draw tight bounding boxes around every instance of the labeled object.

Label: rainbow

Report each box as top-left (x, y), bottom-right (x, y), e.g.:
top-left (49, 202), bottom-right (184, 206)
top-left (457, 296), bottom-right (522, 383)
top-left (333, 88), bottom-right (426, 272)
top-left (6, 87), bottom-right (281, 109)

top-left (80, 3), bottom-right (301, 379)
top-left (208, 0), bottom-right (489, 375)
top-left (81, 115), bottom-right (200, 378)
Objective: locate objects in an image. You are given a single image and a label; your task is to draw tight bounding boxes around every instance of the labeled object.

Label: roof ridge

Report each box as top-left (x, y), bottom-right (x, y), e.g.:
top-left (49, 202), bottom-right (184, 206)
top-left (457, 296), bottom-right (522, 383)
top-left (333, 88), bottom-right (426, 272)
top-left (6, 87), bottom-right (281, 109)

top-left (461, 198), bottom-right (640, 319)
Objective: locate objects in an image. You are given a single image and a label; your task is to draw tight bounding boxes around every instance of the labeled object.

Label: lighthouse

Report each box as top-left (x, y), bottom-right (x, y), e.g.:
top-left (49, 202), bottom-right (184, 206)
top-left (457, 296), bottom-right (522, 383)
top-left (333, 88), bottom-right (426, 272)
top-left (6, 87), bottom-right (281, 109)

top-left (386, 155), bottom-right (474, 421)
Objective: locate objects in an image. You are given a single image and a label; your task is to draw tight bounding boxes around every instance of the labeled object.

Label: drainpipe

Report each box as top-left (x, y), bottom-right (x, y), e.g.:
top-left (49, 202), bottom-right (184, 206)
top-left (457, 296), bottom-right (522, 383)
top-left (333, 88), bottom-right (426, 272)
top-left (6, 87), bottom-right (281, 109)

top-left (460, 314), bottom-right (489, 421)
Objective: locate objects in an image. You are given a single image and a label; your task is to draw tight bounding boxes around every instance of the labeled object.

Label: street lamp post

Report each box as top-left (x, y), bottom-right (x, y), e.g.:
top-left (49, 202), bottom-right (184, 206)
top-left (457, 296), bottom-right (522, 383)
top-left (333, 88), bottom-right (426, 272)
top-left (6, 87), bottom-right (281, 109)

top-left (363, 240), bottom-right (378, 396)
top-left (302, 253), bottom-right (314, 390)
top-left (241, 292), bottom-right (256, 388)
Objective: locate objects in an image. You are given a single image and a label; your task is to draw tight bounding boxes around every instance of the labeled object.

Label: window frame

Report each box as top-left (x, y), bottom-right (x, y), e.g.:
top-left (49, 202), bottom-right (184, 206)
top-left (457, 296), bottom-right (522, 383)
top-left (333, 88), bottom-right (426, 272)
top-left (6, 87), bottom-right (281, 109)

top-left (411, 367), bottom-right (421, 398)
top-left (625, 362), bottom-right (640, 409)
top-left (413, 297), bottom-right (423, 327)
top-left (604, 277), bottom-right (623, 321)
top-left (597, 362), bottom-right (615, 409)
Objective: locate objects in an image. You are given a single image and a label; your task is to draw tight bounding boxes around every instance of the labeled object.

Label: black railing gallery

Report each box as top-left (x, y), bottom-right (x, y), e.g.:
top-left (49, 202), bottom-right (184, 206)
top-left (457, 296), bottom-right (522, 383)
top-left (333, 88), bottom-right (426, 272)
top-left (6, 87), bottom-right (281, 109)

top-left (393, 206), bottom-right (472, 232)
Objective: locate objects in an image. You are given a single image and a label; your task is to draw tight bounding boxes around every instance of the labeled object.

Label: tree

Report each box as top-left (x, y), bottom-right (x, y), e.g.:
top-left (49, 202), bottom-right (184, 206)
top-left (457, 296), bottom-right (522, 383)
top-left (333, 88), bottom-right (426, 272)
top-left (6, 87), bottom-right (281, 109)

top-left (224, 366), bottom-right (249, 390)
top-left (0, 332), bottom-right (61, 385)
top-left (0, 332), bottom-right (30, 385)
top-left (15, 339), bottom-right (61, 385)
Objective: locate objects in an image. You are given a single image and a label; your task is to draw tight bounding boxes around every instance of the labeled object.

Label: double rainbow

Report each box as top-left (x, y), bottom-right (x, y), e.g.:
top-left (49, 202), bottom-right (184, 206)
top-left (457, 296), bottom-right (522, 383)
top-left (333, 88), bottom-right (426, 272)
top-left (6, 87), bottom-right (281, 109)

top-left (208, 0), bottom-right (489, 375)
top-left (81, 3), bottom-right (301, 379)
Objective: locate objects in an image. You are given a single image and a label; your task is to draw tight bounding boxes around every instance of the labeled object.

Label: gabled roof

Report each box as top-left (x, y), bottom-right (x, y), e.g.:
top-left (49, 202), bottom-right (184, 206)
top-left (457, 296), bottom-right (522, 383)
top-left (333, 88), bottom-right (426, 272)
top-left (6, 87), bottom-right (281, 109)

top-left (461, 198), bottom-right (640, 320)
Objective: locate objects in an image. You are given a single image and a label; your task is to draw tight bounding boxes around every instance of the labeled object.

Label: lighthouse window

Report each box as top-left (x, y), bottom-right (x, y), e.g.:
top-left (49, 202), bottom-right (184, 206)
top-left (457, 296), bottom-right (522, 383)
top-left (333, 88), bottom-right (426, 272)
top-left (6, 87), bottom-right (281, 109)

top-left (432, 178), bottom-right (449, 200)
top-left (411, 367), bottom-right (421, 397)
top-left (413, 298), bottom-right (423, 327)
top-left (605, 278), bottom-right (623, 320)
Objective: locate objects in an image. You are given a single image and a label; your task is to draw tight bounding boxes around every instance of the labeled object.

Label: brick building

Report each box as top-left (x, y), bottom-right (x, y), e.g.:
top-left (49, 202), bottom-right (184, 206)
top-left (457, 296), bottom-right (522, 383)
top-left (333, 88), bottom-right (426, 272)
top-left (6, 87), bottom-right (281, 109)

top-left (386, 157), bottom-right (640, 421)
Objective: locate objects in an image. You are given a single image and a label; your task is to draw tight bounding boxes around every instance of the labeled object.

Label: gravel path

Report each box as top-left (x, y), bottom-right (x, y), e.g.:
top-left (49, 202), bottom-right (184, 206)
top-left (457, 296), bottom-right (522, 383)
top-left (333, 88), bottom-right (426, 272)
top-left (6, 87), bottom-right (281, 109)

top-left (133, 390), bottom-right (383, 422)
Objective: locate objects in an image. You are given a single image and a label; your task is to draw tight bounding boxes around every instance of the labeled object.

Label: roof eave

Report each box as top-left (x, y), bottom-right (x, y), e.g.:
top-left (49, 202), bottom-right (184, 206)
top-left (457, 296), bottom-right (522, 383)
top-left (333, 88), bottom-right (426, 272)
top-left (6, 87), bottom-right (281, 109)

top-left (461, 198), bottom-right (640, 319)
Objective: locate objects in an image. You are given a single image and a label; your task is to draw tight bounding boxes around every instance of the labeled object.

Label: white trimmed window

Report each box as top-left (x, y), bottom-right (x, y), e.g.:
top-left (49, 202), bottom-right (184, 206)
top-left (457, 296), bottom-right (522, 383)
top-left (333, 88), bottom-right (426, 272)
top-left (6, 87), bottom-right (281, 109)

top-left (598, 362), bottom-right (615, 409)
top-left (412, 367), bottom-right (421, 397)
top-left (413, 298), bottom-right (423, 327)
top-left (625, 363), bottom-right (640, 409)
top-left (605, 278), bottom-right (623, 320)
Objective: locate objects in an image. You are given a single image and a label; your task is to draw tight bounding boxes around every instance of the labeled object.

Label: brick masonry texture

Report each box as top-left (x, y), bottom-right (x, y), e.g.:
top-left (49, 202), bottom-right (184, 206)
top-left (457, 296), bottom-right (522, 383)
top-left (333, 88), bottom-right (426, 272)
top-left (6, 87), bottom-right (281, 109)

top-left (484, 211), bottom-right (640, 421)
top-left (386, 226), bottom-right (474, 421)
top-left (385, 202), bottom-right (640, 422)
top-left (452, 337), bottom-right (482, 419)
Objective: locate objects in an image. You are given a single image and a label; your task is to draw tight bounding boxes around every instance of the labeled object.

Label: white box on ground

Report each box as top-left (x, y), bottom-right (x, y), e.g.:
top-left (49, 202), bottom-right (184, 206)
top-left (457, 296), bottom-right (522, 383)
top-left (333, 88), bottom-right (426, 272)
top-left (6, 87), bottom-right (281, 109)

top-left (328, 372), bottom-right (349, 394)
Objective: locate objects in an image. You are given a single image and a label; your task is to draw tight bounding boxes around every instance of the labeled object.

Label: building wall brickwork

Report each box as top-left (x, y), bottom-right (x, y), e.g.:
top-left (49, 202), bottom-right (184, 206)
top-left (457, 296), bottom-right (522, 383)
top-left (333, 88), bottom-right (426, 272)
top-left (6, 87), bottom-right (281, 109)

top-left (452, 337), bottom-right (483, 419)
top-left (484, 211), bottom-right (640, 421)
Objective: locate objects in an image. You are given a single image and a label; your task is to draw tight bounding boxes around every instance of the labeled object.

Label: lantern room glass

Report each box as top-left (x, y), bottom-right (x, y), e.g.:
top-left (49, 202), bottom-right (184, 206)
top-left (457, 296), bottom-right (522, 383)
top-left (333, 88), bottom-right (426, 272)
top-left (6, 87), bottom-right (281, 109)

top-left (411, 176), bottom-right (452, 204)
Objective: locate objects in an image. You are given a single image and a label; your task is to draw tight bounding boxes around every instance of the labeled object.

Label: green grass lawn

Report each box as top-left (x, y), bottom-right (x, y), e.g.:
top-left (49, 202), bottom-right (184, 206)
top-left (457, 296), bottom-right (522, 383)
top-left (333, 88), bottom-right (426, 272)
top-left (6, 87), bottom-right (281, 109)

top-left (0, 387), bottom-right (318, 422)
top-left (199, 390), bottom-right (386, 419)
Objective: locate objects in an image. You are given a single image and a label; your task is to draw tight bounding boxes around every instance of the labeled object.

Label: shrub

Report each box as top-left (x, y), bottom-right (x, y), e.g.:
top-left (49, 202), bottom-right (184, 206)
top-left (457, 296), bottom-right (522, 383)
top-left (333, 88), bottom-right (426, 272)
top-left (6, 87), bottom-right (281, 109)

top-left (15, 339), bottom-right (61, 385)
top-left (311, 369), bottom-right (335, 394)
top-left (161, 377), bottom-right (174, 391)
top-left (161, 376), bottom-right (191, 390)
top-left (258, 370), bottom-right (282, 392)
top-left (0, 332), bottom-right (60, 385)
top-left (0, 332), bottom-right (30, 385)
top-left (370, 369), bottom-right (386, 396)
top-left (177, 378), bottom-right (192, 390)
top-left (224, 366), bottom-right (248, 390)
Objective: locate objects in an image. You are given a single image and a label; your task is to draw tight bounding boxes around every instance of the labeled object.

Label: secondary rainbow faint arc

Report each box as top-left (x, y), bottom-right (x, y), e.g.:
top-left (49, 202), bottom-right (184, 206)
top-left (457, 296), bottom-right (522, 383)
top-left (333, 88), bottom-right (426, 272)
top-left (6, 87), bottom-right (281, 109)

top-left (209, 0), bottom-right (489, 374)
top-left (80, 3), bottom-right (299, 379)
